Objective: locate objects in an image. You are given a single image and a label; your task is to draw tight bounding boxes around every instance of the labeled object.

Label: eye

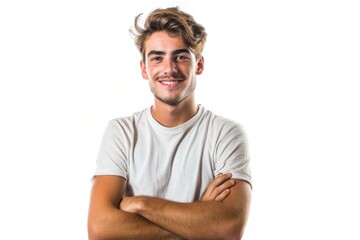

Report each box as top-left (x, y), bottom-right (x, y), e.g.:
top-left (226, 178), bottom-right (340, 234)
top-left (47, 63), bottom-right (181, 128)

top-left (175, 55), bottom-right (190, 62)
top-left (150, 56), bottom-right (162, 62)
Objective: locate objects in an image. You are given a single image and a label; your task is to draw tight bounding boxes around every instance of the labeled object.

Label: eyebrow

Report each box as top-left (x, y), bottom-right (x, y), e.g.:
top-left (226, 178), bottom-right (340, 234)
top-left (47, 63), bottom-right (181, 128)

top-left (147, 48), bottom-right (191, 58)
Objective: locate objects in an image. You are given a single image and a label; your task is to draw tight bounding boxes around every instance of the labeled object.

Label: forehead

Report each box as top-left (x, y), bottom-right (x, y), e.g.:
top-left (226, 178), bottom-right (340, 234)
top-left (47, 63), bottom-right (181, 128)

top-left (144, 31), bottom-right (189, 54)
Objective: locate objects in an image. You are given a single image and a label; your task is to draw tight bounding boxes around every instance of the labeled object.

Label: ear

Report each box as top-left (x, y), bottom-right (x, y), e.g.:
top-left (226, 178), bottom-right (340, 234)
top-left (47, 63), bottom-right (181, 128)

top-left (140, 60), bottom-right (148, 79)
top-left (196, 56), bottom-right (204, 75)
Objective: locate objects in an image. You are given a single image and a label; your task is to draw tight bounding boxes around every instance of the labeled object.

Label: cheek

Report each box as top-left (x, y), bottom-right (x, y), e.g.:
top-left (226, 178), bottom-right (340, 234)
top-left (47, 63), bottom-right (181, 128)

top-left (177, 65), bottom-right (193, 76)
top-left (142, 65), bottom-right (155, 80)
top-left (184, 67), bottom-right (197, 78)
top-left (147, 70), bottom-right (155, 80)
top-left (147, 66), bottom-right (162, 79)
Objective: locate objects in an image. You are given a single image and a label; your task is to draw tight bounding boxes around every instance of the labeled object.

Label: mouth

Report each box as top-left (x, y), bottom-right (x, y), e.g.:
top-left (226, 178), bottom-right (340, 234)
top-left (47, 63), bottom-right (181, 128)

top-left (160, 80), bottom-right (182, 85)
top-left (158, 79), bottom-right (184, 87)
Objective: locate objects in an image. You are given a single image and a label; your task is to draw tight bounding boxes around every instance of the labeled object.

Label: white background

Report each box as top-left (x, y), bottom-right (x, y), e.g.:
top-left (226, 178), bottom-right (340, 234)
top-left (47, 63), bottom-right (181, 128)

top-left (1, 0), bottom-right (359, 239)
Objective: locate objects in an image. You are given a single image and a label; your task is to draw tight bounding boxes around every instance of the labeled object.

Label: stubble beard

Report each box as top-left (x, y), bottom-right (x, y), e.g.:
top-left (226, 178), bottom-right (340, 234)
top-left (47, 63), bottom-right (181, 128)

top-left (151, 81), bottom-right (196, 107)
top-left (154, 94), bottom-right (182, 106)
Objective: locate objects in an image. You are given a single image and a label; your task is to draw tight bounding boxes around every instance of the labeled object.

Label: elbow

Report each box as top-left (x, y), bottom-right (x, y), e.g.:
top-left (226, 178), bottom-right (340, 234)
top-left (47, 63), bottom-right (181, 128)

top-left (228, 223), bottom-right (246, 240)
top-left (87, 221), bottom-right (100, 240)
top-left (88, 218), bottom-right (108, 240)
top-left (224, 222), bottom-right (245, 240)
top-left (215, 215), bottom-right (247, 240)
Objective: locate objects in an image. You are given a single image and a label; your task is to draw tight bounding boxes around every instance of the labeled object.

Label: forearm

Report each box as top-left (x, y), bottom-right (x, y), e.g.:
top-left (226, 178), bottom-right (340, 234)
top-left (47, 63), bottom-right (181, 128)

top-left (88, 206), bottom-right (183, 240)
top-left (122, 197), bottom-right (242, 240)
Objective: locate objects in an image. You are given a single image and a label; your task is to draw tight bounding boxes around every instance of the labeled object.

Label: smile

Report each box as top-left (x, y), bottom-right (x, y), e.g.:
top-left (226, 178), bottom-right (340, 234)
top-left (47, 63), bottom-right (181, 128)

top-left (158, 79), bottom-right (184, 87)
top-left (161, 80), bottom-right (181, 85)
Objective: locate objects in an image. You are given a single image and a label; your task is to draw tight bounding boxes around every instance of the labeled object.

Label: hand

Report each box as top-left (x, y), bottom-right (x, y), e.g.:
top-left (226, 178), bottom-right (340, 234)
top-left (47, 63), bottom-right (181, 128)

top-left (120, 197), bottom-right (186, 240)
top-left (201, 173), bottom-right (235, 202)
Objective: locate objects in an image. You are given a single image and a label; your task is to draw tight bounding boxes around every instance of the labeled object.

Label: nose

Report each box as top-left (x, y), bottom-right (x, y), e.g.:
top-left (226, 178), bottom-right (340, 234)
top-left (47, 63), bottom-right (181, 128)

top-left (163, 58), bottom-right (177, 76)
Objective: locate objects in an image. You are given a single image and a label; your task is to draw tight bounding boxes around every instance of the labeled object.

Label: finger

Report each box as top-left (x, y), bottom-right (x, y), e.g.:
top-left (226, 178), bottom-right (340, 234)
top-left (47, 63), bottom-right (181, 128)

top-left (209, 172), bottom-right (233, 189)
top-left (201, 173), bottom-right (234, 201)
top-left (214, 189), bottom-right (231, 201)
top-left (209, 179), bottom-right (235, 198)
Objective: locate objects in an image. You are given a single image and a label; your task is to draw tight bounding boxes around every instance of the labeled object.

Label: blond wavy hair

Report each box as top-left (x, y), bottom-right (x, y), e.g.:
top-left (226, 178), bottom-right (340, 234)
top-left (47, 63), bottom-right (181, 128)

top-left (131, 7), bottom-right (207, 62)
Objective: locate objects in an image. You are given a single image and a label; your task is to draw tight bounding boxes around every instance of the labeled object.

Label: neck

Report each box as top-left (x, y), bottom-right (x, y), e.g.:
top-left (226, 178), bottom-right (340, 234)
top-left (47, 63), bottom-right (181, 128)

top-left (150, 96), bottom-right (198, 127)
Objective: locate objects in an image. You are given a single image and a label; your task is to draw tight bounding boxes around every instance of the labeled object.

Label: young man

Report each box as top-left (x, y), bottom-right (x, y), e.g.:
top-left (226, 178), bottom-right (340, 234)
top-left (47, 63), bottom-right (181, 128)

top-left (88, 7), bottom-right (252, 240)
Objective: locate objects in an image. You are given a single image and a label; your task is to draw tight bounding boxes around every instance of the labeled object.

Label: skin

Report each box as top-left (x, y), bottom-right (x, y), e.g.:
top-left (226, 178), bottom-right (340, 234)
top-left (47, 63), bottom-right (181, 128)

top-left (88, 31), bottom-right (252, 240)
top-left (88, 174), bottom-right (238, 240)
top-left (140, 31), bottom-right (204, 127)
top-left (120, 179), bottom-right (251, 240)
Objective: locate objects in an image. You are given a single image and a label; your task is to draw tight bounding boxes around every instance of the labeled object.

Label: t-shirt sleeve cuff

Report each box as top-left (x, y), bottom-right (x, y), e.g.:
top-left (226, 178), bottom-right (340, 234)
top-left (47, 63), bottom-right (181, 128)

top-left (90, 169), bottom-right (127, 182)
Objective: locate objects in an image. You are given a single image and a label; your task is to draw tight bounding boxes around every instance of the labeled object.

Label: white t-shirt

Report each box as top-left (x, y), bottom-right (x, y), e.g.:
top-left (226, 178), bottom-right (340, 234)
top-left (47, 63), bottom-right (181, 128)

top-left (93, 105), bottom-right (252, 202)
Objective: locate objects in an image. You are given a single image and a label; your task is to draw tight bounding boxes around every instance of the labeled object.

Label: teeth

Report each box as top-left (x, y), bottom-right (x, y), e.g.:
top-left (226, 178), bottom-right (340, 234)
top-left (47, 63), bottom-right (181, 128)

top-left (162, 81), bottom-right (178, 85)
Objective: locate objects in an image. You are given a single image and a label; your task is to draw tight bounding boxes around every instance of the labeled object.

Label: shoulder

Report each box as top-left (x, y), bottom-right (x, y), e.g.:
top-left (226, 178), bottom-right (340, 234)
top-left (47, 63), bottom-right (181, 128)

top-left (201, 107), bottom-right (246, 137)
top-left (106, 108), bottom-right (149, 136)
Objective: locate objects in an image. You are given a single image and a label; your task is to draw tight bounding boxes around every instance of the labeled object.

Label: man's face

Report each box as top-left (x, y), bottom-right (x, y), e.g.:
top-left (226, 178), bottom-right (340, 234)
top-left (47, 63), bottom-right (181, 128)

top-left (141, 31), bottom-right (204, 106)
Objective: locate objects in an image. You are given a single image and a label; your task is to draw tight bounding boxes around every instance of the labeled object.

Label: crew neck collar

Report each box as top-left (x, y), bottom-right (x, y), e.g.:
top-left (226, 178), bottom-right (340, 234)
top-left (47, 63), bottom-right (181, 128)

top-left (146, 104), bottom-right (204, 133)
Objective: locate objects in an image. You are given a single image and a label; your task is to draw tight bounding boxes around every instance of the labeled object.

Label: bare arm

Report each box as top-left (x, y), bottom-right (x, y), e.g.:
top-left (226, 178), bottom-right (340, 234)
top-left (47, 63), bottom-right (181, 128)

top-left (87, 176), bottom-right (183, 240)
top-left (121, 178), bottom-right (252, 240)
top-left (88, 174), bottom-right (235, 240)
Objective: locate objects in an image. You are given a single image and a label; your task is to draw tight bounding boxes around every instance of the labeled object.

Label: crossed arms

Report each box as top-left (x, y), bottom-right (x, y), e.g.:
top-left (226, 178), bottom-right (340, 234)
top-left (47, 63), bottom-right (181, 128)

top-left (88, 173), bottom-right (251, 240)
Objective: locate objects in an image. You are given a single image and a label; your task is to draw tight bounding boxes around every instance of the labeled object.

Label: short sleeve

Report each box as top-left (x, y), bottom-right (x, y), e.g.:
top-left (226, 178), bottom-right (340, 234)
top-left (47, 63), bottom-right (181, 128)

top-left (92, 119), bottom-right (129, 181)
top-left (214, 122), bottom-right (252, 189)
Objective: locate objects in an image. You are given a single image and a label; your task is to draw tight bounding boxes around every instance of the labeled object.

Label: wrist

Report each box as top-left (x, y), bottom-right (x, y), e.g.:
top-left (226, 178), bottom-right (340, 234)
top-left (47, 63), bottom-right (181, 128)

top-left (135, 196), bottom-right (164, 217)
top-left (120, 196), bottom-right (146, 214)
top-left (133, 196), bottom-right (146, 214)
